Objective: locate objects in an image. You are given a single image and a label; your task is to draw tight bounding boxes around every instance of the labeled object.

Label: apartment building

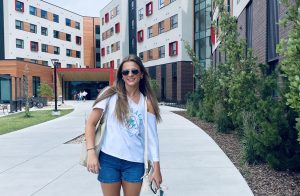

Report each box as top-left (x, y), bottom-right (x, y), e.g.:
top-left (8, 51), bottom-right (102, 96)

top-left (136, 0), bottom-right (194, 102)
top-left (0, 0), bottom-right (114, 105)
top-left (211, 0), bottom-right (289, 68)
top-left (100, 0), bottom-right (126, 69)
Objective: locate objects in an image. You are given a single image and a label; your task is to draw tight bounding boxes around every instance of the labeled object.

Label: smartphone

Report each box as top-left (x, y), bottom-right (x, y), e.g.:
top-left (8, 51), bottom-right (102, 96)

top-left (150, 181), bottom-right (159, 194)
top-left (159, 189), bottom-right (164, 196)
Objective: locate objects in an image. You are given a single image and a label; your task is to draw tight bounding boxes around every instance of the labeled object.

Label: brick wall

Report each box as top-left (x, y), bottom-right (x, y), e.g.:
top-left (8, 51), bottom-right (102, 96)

top-left (177, 61), bottom-right (193, 102)
top-left (0, 60), bottom-right (52, 100)
top-left (166, 63), bottom-right (173, 100)
top-left (252, 0), bottom-right (267, 64)
top-left (156, 65), bottom-right (162, 100)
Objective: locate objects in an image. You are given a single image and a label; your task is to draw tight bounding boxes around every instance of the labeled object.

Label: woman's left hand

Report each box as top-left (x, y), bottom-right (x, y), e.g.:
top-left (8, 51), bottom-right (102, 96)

top-left (151, 162), bottom-right (162, 188)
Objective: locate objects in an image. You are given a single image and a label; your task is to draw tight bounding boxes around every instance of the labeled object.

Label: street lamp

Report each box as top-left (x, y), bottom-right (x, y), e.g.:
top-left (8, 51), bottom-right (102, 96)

top-left (51, 59), bottom-right (60, 115)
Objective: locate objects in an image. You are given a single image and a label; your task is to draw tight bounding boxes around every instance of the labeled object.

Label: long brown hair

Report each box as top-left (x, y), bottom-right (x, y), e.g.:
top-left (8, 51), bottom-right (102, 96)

top-left (93, 54), bottom-right (161, 123)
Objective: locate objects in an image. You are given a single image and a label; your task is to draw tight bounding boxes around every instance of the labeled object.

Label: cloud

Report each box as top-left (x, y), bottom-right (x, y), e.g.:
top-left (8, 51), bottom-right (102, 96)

top-left (45, 0), bottom-right (111, 17)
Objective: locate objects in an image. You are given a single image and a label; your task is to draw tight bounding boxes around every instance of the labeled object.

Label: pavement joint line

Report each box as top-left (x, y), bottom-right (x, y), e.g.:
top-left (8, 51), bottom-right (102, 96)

top-left (0, 143), bottom-right (62, 174)
top-left (30, 163), bottom-right (78, 196)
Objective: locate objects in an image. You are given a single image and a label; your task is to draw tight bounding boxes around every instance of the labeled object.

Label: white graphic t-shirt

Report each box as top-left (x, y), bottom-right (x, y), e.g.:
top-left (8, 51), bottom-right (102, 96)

top-left (93, 93), bottom-right (159, 163)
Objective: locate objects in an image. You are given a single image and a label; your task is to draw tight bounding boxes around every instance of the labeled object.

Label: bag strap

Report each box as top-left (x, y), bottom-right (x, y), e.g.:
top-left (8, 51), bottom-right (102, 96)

top-left (144, 96), bottom-right (149, 172)
top-left (95, 87), bottom-right (111, 131)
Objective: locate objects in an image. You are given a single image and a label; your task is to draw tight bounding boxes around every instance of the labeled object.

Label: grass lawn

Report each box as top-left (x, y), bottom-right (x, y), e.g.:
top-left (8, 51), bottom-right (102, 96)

top-left (0, 109), bottom-right (74, 135)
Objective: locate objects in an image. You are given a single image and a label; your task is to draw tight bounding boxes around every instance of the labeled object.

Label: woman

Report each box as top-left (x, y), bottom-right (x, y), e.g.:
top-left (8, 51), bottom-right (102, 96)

top-left (85, 54), bottom-right (162, 196)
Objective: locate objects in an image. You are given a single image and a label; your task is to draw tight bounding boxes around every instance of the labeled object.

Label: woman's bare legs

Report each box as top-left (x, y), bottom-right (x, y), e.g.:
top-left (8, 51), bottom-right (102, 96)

top-left (122, 181), bottom-right (142, 196)
top-left (101, 182), bottom-right (122, 196)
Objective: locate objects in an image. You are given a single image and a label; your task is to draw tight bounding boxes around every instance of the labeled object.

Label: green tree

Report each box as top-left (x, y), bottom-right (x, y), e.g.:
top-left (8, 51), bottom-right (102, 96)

top-left (23, 65), bottom-right (30, 118)
top-left (38, 82), bottom-right (53, 98)
top-left (277, 0), bottom-right (300, 142)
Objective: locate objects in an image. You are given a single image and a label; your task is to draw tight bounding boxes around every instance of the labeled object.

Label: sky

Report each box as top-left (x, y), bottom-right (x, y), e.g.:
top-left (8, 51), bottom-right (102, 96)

top-left (45, 0), bottom-right (111, 17)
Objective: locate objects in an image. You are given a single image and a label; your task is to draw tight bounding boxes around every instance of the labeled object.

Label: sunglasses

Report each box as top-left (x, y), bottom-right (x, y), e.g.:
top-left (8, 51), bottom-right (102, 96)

top-left (121, 69), bottom-right (140, 76)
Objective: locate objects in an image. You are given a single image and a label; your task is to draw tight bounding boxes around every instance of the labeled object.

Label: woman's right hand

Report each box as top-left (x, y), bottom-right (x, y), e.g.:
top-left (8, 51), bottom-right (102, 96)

top-left (86, 149), bottom-right (100, 174)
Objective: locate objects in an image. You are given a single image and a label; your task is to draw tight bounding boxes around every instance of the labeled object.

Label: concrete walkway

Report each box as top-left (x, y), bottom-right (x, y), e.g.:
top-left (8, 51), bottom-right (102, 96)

top-left (0, 101), bottom-right (253, 196)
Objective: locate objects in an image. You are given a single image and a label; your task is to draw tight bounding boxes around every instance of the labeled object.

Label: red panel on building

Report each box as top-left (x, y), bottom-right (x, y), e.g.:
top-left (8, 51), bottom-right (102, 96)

top-left (211, 26), bottom-right (215, 44)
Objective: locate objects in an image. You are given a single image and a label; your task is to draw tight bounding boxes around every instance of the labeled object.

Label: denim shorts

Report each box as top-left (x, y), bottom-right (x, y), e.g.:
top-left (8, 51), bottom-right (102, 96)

top-left (98, 151), bottom-right (145, 183)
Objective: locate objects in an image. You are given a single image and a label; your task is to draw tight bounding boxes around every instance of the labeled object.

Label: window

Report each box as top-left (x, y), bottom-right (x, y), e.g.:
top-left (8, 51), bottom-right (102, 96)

top-left (246, 1), bottom-right (253, 48)
top-left (15, 1), bottom-right (24, 12)
top-left (116, 41), bottom-right (120, 51)
top-left (102, 17), bottom-right (104, 25)
top-left (117, 59), bottom-right (121, 67)
top-left (111, 44), bottom-right (115, 52)
top-left (96, 25), bottom-right (100, 34)
top-left (137, 30), bottom-right (144, 42)
top-left (107, 46), bottom-right (110, 54)
top-left (131, 19), bottom-right (135, 30)
top-left (169, 41), bottom-right (178, 56)
top-left (76, 36), bottom-right (82, 45)
top-left (96, 53), bottom-right (101, 63)
top-left (146, 2), bottom-right (153, 16)
top-left (41, 44), bottom-right (48, 52)
top-left (116, 5), bottom-right (120, 15)
top-left (148, 50), bottom-right (153, 60)
top-left (138, 8), bottom-right (143, 20)
top-left (54, 46), bottom-right (60, 55)
top-left (170, 0), bottom-right (176, 2)
top-left (53, 30), bottom-right (59, 38)
top-left (76, 51), bottom-right (81, 58)
top-left (66, 34), bottom-right (71, 42)
top-left (30, 24), bottom-right (37, 33)
top-left (267, 0), bottom-right (279, 62)
top-left (16, 39), bottom-right (24, 49)
top-left (41, 27), bottom-right (48, 36)
top-left (75, 22), bottom-right (80, 29)
top-left (170, 14), bottom-right (178, 29)
top-left (115, 23), bottom-right (120, 33)
top-left (101, 48), bottom-right (105, 56)
top-left (105, 13), bottom-right (109, 23)
top-left (131, 1), bottom-right (135, 10)
top-left (110, 27), bottom-right (114, 36)
top-left (158, 0), bottom-right (164, 9)
top-left (159, 45), bottom-right (165, 58)
top-left (15, 20), bottom-right (23, 30)
top-left (109, 60), bottom-right (114, 68)
top-left (67, 64), bottom-right (72, 68)
top-left (42, 61), bottom-right (48, 66)
top-left (65, 18), bottom-right (71, 26)
top-left (66, 49), bottom-right (72, 57)
top-left (32, 76), bottom-right (40, 97)
top-left (53, 14), bottom-right (59, 23)
top-left (41, 10), bottom-right (47, 19)
top-left (158, 21), bottom-right (164, 34)
top-left (96, 40), bottom-right (100, 48)
top-left (148, 26), bottom-right (153, 38)
top-left (139, 52), bottom-right (144, 61)
top-left (31, 59), bottom-right (38, 64)
top-left (30, 41), bottom-right (38, 52)
top-left (29, 6), bottom-right (37, 15)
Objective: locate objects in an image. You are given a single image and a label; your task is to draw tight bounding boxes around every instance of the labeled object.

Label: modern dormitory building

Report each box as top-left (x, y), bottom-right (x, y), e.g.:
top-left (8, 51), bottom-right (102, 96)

top-left (211, 0), bottom-right (289, 68)
top-left (100, 0), bottom-right (125, 70)
top-left (100, 0), bottom-right (194, 102)
top-left (136, 0), bottom-right (194, 102)
top-left (0, 0), bottom-right (114, 106)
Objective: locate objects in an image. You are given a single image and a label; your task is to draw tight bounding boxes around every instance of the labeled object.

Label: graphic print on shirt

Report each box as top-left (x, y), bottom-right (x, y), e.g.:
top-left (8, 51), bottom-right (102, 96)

top-left (125, 107), bottom-right (143, 137)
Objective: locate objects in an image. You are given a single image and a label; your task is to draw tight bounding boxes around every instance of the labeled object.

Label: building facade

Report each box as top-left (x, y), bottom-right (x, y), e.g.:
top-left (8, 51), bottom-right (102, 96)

top-left (100, 0), bottom-right (127, 69)
top-left (0, 0), bottom-right (114, 105)
top-left (136, 0), bottom-right (194, 102)
top-left (211, 0), bottom-right (289, 68)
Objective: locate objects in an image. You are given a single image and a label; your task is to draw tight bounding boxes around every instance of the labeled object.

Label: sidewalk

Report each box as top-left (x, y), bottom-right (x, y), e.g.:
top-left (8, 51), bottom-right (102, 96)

top-left (0, 101), bottom-right (253, 196)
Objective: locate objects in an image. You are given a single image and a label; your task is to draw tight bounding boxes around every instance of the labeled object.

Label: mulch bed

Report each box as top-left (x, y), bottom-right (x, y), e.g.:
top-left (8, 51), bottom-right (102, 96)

top-left (173, 111), bottom-right (300, 196)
